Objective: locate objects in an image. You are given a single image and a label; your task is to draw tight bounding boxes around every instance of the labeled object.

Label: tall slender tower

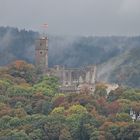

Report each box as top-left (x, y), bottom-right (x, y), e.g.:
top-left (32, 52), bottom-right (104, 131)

top-left (35, 36), bottom-right (48, 74)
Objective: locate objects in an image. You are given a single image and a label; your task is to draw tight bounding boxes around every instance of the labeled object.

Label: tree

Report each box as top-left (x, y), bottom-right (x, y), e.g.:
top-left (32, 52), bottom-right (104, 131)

top-left (9, 117), bottom-right (21, 128)
top-left (8, 60), bottom-right (37, 83)
top-left (13, 108), bottom-right (27, 118)
top-left (10, 130), bottom-right (31, 140)
top-left (29, 129), bottom-right (43, 140)
top-left (59, 127), bottom-right (73, 140)
top-left (67, 104), bottom-right (87, 115)
top-left (0, 103), bottom-right (12, 117)
top-left (90, 130), bottom-right (100, 140)
top-left (117, 123), bottom-right (140, 140)
top-left (33, 76), bottom-right (59, 97)
top-left (50, 107), bottom-right (65, 115)
top-left (131, 102), bottom-right (140, 119)
top-left (43, 115), bottom-right (66, 140)
top-left (117, 99), bottom-right (131, 113)
top-left (107, 87), bottom-right (124, 102)
top-left (94, 83), bottom-right (107, 97)
top-left (7, 85), bottom-right (32, 98)
top-left (0, 80), bottom-right (11, 95)
top-left (52, 94), bottom-right (65, 108)
top-left (106, 101), bottom-right (120, 115)
top-left (121, 88), bottom-right (140, 101)
top-left (116, 113), bottom-right (132, 122)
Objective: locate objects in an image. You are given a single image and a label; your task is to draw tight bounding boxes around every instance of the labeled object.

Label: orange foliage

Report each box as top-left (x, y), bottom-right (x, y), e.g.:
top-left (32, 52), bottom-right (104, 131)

top-left (100, 121), bottom-right (129, 131)
top-left (116, 122), bottom-right (128, 127)
top-left (0, 105), bottom-right (12, 117)
top-left (131, 102), bottom-right (140, 113)
top-left (13, 108), bottom-right (27, 118)
top-left (17, 124), bottom-right (33, 133)
top-left (13, 60), bottom-right (27, 69)
top-left (99, 121), bottom-right (115, 130)
top-left (10, 60), bottom-right (34, 70)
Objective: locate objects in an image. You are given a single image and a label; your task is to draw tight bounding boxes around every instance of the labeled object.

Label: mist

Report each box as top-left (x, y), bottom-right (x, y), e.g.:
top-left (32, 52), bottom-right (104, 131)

top-left (0, 0), bottom-right (140, 36)
top-left (1, 26), bottom-right (140, 87)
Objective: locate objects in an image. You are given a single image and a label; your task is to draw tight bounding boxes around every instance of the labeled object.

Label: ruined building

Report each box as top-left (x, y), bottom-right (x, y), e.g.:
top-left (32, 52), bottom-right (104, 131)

top-left (35, 36), bottom-right (96, 93)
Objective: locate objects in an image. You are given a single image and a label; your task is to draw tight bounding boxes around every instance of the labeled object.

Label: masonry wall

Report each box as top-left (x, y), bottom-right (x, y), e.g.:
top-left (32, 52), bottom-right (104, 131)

top-left (35, 37), bottom-right (48, 74)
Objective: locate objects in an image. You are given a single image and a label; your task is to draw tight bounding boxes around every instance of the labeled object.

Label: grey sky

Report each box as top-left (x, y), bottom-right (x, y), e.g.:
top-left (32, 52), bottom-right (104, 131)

top-left (0, 0), bottom-right (140, 36)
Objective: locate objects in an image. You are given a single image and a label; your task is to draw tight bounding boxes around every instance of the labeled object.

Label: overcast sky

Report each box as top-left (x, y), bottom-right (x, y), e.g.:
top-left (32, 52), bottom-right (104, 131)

top-left (0, 0), bottom-right (140, 36)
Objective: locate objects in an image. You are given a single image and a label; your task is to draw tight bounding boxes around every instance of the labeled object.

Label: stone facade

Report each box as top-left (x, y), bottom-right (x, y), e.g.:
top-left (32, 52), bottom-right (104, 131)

top-left (35, 36), bottom-right (96, 93)
top-left (35, 37), bottom-right (48, 74)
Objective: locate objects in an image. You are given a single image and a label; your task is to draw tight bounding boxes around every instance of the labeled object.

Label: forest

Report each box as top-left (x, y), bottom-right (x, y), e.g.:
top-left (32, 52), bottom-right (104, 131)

top-left (1, 26), bottom-right (140, 87)
top-left (0, 60), bottom-right (140, 140)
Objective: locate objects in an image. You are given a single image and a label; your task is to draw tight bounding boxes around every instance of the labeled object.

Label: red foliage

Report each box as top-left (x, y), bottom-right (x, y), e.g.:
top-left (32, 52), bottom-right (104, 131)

top-left (97, 97), bottom-right (107, 107)
top-left (53, 96), bottom-right (65, 108)
top-left (106, 101), bottom-right (120, 115)
top-left (96, 97), bottom-right (120, 115)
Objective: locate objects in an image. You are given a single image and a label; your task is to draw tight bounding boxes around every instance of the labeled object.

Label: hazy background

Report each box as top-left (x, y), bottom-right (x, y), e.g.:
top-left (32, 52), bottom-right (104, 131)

top-left (0, 0), bottom-right (140, 36)
top-left (0, 1), bottom-right (140, 87)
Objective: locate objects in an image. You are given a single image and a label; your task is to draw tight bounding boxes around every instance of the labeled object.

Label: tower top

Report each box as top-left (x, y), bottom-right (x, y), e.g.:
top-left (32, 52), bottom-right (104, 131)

top-left (35, 36), bottom-right (48, 50)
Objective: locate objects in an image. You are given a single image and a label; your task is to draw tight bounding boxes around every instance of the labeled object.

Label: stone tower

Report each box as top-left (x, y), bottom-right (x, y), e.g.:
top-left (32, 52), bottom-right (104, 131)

top-left (35, 36), bottom-right (48, 74)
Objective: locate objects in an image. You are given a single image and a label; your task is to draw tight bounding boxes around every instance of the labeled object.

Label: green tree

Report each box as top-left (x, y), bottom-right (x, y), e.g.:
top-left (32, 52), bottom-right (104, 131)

top-left (59, 127), bottom-right (73, 140)
top-left (117, 123), bottom-right (140, 140)
top-left (33, 76), bottom-right (59, 97)
top-left (51, 107), bottom-right (65, 115)
top-left (90, 130), bottom-right (101, 140)
top-left (0, 80), bottom-right (11, 95)
top-left (11, 130), bottom-right (31, 140)
top-left (94, 84), bottom-right (107, 97)
top-left (8, 60), bottom-right (37, 83)
top-left (7, 85), bottom-right (32, 98)
top-left (29, 129), bottom-right (43, 140)
top-left (121, 88), bottom-right (140, 101)
top-left (116, 113), bottom-right (132, 122)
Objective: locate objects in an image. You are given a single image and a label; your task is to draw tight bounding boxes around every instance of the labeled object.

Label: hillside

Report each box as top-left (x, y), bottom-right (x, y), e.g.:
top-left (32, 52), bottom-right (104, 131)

top-left (0, 27), bottom-right (38, 65)
top-left (0, 60), bottom-right (140, 140)
top-left (97, 47), bottom-right (140, 87)
top-left (0, 26), bottom-right (140, 87)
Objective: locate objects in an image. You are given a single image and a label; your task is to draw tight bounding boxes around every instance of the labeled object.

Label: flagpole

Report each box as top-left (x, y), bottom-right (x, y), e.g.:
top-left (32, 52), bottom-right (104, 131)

top-left (41, 23), bottom-right (48, 38)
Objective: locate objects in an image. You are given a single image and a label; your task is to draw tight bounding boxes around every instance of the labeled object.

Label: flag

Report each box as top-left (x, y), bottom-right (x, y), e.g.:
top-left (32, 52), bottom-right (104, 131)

top-left (42, 23), bottom-right (48, 29)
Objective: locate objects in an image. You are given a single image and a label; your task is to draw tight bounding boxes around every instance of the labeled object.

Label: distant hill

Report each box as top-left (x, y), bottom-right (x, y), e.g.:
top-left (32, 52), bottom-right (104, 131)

top-left (0, 27), bottom-right (38, 65)
top-left (0, 26), bottom-right (140, 87)
top-left (97, 47), bottom-right (140, 87)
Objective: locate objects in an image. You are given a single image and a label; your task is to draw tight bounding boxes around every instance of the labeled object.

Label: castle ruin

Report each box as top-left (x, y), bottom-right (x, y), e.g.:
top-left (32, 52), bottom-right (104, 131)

top-left (35, 36), bottom-right (96, 93)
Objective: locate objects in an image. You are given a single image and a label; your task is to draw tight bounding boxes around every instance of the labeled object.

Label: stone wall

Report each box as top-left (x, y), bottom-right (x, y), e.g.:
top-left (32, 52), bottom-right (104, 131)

top-left (35, 37), bottom-right (48, 74)
top-left (48, 65), bottom-right (97, 93)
